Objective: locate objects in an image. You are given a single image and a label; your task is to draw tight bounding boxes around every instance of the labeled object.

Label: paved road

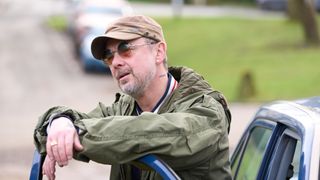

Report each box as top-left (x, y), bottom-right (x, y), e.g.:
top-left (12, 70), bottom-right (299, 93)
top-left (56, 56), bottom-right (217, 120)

top-left (1, 0), bottom-right (117, 179)
top-left (0, 0), bottom-right (261, 179)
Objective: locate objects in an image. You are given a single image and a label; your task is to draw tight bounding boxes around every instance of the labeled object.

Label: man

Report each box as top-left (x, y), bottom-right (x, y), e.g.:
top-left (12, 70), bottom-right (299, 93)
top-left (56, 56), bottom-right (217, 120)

top-left (34, 15), bottom-right (232, 180)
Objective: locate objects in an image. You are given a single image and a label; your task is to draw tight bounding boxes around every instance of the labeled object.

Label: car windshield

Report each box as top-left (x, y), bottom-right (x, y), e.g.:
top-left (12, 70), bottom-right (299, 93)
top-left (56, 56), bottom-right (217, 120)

top-left (85, 6), bottom-right (122, 15)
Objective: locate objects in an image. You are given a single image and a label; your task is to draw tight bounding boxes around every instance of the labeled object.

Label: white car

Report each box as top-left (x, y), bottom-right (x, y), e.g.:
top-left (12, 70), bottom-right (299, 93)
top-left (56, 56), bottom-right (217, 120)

top-left (68, 0), bottom-right (133, 56)
top-left (231, 97), bottom-right (320, 180)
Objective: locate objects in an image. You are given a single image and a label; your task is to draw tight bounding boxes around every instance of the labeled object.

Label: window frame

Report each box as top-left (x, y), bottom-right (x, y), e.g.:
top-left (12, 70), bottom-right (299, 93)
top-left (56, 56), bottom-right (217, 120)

top-left (266, 129), bottom-right (301, 180)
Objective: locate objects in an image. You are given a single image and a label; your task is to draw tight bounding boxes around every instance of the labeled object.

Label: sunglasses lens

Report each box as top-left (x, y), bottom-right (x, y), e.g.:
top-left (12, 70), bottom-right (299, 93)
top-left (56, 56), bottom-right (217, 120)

top-left (103, 41), bottom-right (135, 65)
top-left (118, 42), bottom-right (132, 57)
top-left (104, 49), bottom-right (113, 65)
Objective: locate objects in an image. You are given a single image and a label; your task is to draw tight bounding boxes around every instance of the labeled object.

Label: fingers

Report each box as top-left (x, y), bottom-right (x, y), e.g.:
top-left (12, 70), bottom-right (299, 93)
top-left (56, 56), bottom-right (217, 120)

top-left (50, 141), bottom-right (61, 166)
top-left (57, 135), bottom-right (68, 166)
top-left (73, 133), bottom-right (84, 151)
top-left (46, 118), bottom-right (73, 164)
top-left (43, 156), bottom-right (56, 180)
top-left (65, 132), bottom-right (74, 160)
top-left (51, 133), bottom-right (69, 166)
top-left (46, 139), bottom-right (54, 161)
top-left (46, 119), bottom-right (83, 165)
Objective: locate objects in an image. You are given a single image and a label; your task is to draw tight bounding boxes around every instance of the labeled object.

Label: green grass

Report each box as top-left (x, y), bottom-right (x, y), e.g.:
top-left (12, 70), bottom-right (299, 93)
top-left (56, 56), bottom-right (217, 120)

top-left (46, 15), bottom-right (67, 31)
top-left (155, 17), bottom-right (320, 102)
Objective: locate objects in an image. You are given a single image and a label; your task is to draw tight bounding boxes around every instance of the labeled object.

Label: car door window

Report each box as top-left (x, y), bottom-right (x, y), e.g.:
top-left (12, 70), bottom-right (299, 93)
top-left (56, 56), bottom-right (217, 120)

top-left (268, 130), bottom-right (301, 180)
top-left (235, 127), bottom-right (273, 180)
top-left (289, 140), bottom-right (301, 180)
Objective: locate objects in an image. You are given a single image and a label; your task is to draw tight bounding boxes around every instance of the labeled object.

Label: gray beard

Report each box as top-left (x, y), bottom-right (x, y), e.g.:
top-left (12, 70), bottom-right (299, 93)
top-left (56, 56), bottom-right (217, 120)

top-left (120, 70), bottom-right (156, 99)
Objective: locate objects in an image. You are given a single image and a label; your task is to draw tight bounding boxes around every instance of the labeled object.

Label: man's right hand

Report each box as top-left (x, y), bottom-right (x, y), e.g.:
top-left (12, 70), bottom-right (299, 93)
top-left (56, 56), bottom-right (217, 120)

top-left (46, 117), bottom-right (83, 167)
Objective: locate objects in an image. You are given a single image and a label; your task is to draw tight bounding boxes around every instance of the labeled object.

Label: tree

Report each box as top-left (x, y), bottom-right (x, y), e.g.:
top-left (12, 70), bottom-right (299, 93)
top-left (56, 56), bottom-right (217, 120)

top-left (287, 0), bottom-right (320, 46)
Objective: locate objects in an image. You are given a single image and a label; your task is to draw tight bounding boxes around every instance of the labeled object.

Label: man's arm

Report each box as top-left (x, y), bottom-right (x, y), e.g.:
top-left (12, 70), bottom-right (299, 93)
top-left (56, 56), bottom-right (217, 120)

top-left (72, 94), bottom-right (228, 168)
top-left (34, 94), bottom-right (229, 169)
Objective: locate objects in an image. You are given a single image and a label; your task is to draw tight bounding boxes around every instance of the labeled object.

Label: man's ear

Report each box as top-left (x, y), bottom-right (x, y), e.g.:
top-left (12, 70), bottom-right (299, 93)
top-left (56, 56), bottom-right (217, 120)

top-left (155, 42), bottom-right (167, 64)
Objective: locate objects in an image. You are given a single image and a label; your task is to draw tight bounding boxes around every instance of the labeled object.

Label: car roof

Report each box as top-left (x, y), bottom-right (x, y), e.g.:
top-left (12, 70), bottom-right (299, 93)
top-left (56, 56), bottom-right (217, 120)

top-left (253, 96), bottom-right (320, 136)
top-left (294, 96), bottom-right (320, 114)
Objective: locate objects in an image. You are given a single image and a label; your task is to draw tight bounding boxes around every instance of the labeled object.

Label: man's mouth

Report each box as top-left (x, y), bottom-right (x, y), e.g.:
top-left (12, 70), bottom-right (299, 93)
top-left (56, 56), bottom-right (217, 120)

top-left (117, 72), bottom-right (130, 81)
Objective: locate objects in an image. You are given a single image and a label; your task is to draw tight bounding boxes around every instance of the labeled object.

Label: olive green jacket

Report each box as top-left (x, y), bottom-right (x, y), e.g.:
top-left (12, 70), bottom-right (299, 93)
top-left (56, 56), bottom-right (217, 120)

top-left (34, 66), bottom-right (232, 180)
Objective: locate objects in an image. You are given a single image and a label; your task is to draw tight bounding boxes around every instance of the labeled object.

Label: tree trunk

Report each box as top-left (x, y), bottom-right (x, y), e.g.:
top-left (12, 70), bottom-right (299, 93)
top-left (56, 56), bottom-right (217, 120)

top-left (287, 0), bottom-right (301, 20)
top-left (302, 0), bottom-right (320, 45)
top-left (287, 0), bottom-right (320, 46)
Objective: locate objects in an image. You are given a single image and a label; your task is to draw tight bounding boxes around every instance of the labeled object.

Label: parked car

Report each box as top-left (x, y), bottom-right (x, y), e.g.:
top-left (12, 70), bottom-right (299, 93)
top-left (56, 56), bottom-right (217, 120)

top-left (67, 0), bottom-right (133, 72)
top-left (231, 96), bottom-right (320, 180)
top-left (257, 0), bottom-right (320, 11)
top-left (79, 27), bottom-right (110, 72)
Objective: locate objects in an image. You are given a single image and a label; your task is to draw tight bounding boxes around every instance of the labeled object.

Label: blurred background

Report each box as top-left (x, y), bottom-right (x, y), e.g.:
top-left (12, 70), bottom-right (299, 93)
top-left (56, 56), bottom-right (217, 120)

top-left (0, 0), bottom-right (319, 179)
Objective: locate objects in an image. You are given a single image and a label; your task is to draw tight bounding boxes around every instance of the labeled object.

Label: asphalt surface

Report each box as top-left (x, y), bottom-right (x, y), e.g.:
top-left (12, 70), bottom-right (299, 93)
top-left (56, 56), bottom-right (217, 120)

top-left (0, 0), bottom-right (265, 179)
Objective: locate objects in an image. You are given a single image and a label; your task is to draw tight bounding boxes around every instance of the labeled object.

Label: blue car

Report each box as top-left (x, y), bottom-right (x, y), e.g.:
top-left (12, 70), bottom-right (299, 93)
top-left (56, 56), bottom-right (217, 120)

top-left (231, 97), bottom-right (320, 180)
top-left (79, 28), bottom-right (110, 73)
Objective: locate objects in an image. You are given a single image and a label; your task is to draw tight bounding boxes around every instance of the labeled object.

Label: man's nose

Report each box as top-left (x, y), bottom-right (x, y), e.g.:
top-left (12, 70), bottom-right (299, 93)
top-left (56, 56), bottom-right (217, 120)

top-left (111, 53), bottom-right (125, 67)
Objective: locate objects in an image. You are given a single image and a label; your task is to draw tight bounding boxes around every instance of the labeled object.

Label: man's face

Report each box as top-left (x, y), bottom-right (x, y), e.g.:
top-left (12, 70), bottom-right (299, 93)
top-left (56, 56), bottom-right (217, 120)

top-left (104, 38), bottom-right (158, 98)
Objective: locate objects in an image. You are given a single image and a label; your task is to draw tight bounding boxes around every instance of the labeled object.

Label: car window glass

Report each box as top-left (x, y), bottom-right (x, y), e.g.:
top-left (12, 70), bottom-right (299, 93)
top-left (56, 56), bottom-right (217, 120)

top-left (231, 146), bottom-right (241, 176)
top-left (235, 127), bottom-right (272, 180)
top-left (289, 140), bottom-right (301, 180)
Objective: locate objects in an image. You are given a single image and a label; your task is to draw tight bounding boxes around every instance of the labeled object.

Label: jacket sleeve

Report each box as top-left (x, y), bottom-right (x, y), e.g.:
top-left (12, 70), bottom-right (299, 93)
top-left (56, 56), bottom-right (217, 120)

top-left (72, 94), bottom-right (229, 168)
top-left (33, 102), bottom-right (111, 155)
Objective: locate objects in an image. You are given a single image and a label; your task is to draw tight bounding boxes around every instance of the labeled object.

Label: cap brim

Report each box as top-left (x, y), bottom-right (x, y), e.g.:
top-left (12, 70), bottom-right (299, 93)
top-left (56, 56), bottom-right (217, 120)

top-left (91, 32), bottom-right (141, 60)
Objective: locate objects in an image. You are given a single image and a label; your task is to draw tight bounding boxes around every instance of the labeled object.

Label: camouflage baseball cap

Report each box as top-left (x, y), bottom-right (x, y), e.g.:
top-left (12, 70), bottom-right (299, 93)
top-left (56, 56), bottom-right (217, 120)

top-left (91, 15), bottom-right (165, 60)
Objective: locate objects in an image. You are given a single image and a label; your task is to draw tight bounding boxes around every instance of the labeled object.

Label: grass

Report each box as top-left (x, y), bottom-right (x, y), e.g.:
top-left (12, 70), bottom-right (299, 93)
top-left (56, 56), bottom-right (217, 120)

top-left (45, 15), bottom-right (320, 102)
top-left (155, 17), bottom-right (320, 102)
top-left (46, 15), bottom-right (67, 32)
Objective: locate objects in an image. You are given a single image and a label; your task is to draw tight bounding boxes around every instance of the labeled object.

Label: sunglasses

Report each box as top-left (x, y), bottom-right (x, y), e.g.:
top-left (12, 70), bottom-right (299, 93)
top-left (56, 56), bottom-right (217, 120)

top-left (103, 40), bottom-right (157, 66)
